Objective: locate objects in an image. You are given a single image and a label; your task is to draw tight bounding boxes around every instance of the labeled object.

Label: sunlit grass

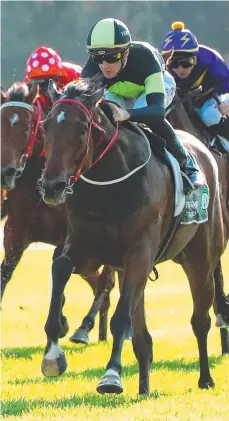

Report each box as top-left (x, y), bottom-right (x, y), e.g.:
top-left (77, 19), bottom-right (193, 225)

top-left (1, 244), bottom-right (229, 420)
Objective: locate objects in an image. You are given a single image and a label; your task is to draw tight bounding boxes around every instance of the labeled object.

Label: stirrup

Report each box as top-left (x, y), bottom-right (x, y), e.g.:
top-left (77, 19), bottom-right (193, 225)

top-left (181, 171), bottom-right (204, 195)
top-left (181, 172), bottom-right (196, 195)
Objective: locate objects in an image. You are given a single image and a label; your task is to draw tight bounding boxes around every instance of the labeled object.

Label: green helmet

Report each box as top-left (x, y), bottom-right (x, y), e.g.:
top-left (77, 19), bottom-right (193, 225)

top-left (87, 18), bottom-right (132, 55)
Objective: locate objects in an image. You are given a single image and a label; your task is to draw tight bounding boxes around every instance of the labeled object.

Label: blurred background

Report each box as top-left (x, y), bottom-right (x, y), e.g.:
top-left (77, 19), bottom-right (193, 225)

top-left (1, 1), bottom-right (229, 88)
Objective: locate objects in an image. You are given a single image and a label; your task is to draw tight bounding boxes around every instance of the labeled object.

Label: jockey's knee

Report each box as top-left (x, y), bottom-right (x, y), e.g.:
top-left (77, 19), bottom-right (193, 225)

top-left (103, 91), bottom-right (127, 108)
top-left (199, 99), bottom-right (222, 127)
top-left (134, 93), bottom-right (147, 109)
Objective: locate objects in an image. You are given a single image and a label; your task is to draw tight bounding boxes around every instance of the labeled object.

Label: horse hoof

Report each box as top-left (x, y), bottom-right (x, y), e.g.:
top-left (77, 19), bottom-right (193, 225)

top-left (59, 320), bottom-right (69, 338)
top-left (69, 328), bottom-right (89, 344)
top-left (198, 377), bottom-right (215, 389)
top-left (97, 369), bottom-right (123, 394)
top-left (41, 352), bottom-right (67, 377)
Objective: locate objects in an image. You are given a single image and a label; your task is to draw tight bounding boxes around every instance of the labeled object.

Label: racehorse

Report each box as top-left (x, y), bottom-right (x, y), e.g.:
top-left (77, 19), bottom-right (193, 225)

top-left (167, 91), bottom-right (229, 354)
top-left (39, 77), bottom-right (228, 395)
top-left (0, 82), bottom-right (115, 343)
top-left (167, 89), bottom-right (229, 234)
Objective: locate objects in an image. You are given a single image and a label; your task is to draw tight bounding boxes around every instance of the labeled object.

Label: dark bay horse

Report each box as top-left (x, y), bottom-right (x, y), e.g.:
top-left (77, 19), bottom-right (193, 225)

top-left (167, 92), bottom-right (229, 354)
top-left (39, 78), bottom-right (228, 394)
top-left (0, 82), bottom-right (114, 343)
top-left (168, 91), bottom-right (229, 235)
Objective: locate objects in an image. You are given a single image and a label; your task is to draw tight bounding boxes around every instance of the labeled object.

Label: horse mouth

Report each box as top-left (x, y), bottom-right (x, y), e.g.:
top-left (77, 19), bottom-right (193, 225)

top-left (43, 193), bottom-right (66, 206)
top-left (38, 179), bottom-right (68, 206)
top-left (1, 169), bottom-right (18, 191)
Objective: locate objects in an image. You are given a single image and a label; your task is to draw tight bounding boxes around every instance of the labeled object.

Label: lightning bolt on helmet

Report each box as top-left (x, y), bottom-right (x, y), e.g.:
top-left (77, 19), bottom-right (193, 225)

top-left (87, 18), bottom-right (132, 55)
top-left (161, 22), bottom-right (199, 56)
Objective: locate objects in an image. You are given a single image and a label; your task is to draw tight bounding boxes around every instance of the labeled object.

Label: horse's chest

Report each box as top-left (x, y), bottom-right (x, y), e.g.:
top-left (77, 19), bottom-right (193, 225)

top-left (71, 216), bottom-right (123, 265)
top-left (86, 220), bottom-right (120, 248)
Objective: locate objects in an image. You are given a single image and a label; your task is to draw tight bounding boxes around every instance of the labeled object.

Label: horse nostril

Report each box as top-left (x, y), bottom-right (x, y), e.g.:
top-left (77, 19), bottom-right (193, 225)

top-left (53, 182), bottom-right (67, 193)
top-left (3, 167), bottom-right (16, 178)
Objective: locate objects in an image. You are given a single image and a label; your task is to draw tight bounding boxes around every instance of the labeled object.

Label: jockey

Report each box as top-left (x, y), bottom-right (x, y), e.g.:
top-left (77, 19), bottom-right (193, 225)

top-left (161, 22), bottom-right (229, 140)
top-left (81, 18), bottom-right (204, 194)
top-left (24, 46), bottom-right (82, 109)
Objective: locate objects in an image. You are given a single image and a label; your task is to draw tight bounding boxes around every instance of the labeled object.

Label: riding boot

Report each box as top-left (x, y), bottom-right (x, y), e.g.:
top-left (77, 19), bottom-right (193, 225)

top-left (153, 119), bottom-right (204, 194)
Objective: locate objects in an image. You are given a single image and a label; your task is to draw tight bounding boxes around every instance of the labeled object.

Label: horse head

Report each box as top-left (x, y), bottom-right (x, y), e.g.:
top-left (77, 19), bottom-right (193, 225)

top-left (1, 81), bottom-right (41, 190)
top-left (40, 77), bottom-right (111, 206)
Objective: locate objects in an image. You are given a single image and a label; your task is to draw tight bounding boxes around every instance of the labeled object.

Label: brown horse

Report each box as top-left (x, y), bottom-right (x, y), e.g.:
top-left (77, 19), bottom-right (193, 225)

top-left (0, 82), bottom-right (114, 343)
top-left (167, 92), bottom-right (229, 354)
top-left (39, 78), bottom-right (228, 395)
top-left (168, 90), bottom-right (229, 234)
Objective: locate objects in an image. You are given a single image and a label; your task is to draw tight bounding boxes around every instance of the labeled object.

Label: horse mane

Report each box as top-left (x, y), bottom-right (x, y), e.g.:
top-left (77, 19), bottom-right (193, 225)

top-left (6, 82), bottom-right (29, 102)
top-left (63, 75), bottom-right (104, 107)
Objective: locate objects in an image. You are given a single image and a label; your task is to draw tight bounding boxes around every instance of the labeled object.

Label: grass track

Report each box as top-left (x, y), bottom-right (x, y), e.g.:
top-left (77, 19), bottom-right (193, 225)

top-left (1, 244), bottom-right (229, 420)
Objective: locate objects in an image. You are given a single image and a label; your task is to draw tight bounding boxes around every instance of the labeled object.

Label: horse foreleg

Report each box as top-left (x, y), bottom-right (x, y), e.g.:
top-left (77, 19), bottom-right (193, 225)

top-left (1, 220), bottom-right (28, 302)
top-left (70, 265), bottom-right (115, 344)
top-left (42, 252), bottom-right (73, 377)
top-left (132, 292), bottom-right (153, 395)
top-left (97, 239), bottom-right (152, 395)
top-left (50, 246), bottom-right (69, 339)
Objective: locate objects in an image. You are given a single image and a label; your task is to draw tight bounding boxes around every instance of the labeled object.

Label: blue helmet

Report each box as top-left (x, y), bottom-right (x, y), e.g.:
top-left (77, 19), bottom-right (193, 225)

top-left (161, 22), bottom-right (199, 56)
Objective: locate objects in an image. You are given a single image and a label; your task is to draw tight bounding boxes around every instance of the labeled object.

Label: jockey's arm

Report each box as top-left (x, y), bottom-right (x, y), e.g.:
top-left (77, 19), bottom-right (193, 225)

top-left (127, 62), bottom-right (166, 126)
top-left (208, 51), bottom-right (229, 94)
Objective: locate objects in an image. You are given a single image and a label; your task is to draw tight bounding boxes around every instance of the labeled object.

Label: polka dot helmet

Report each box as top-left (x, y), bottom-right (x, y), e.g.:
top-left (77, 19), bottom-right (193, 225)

top-left (26, 46), bottom-right (64, 79)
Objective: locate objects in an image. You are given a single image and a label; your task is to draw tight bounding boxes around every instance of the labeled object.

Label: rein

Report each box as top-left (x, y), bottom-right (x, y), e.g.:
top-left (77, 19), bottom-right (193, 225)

top-left (52, 98), bottom-right (119, 187)
top-left (25, 98), bottom-right (43, 159)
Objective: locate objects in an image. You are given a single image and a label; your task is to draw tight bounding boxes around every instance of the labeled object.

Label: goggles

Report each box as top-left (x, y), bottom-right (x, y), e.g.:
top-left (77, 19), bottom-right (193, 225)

top-left (91, 52), bottom-right (123, 64)
top-left (170, 58), bottom-right (195, 69)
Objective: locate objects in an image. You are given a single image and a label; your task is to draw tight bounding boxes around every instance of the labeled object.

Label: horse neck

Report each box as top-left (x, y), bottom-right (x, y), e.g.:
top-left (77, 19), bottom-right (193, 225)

top-left (168, 101), bottom-right (196, 133)
top-left (88, 112), bottom-right (149, 182)
top-left (168, 101), bottom-right (210, 147)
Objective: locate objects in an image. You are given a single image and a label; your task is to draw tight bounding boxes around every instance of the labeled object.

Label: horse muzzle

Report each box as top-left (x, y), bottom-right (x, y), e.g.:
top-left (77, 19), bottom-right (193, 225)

top-left (1, 166), bottom-right (21, 190)
top-left (39, 176), bottom-right (68, 206)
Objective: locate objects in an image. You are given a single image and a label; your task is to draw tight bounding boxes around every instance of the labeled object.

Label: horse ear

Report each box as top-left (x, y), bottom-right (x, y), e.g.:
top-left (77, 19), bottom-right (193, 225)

top-left (26, 82), bottom-right (39, 104)
top-left (48, 79), bottom-right (61, 103)
top-left (1, 86), bottom-right (6, 104)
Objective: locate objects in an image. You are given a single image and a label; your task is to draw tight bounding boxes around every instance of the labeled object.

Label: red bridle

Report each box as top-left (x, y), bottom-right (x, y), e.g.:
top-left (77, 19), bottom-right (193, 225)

top-left (25, 98), bottom-right (43, 158)
top-left (52, 98), bottom-right (119, 185)
top-left (19, 98), bottom-right (43, 169)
